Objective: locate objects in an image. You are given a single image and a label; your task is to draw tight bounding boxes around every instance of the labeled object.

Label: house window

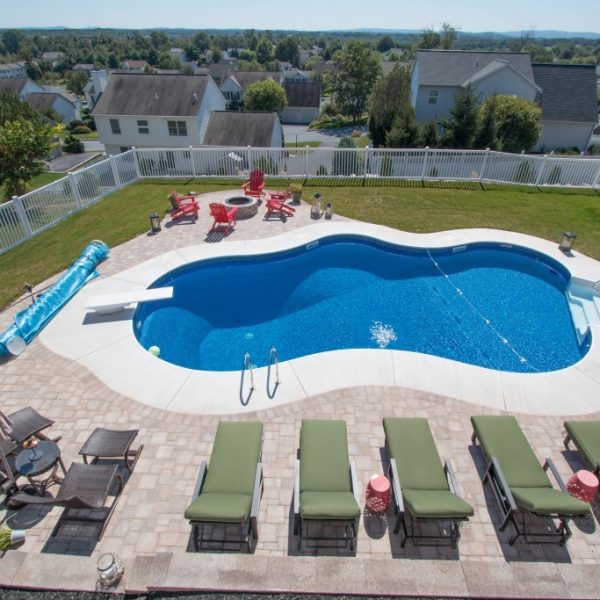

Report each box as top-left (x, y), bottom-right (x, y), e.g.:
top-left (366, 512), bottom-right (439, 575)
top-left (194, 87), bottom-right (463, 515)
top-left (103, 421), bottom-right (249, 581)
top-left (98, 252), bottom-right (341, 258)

top-left (137, 119), bottom-right (149, 134)
top-left (428, 90), bottom-right (438, 105)
top-left (110, 119), bottom-right (121, 134)
top-left (167, 120), bottom-right (187, 136)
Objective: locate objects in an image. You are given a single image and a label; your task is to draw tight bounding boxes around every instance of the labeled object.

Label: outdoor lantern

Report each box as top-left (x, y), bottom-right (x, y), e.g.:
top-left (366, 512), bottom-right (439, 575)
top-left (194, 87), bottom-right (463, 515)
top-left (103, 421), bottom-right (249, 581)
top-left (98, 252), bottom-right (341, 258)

top-left (311, 192), bottom-right (322, 219)
top-left (559, 231), bottom-right (576, 253)
top-left (325, 203), bottom-right (333, 220)
top-left (97, 553), bottom-right (124, 588)
top-left (149, 212), bottom-right (161, 233)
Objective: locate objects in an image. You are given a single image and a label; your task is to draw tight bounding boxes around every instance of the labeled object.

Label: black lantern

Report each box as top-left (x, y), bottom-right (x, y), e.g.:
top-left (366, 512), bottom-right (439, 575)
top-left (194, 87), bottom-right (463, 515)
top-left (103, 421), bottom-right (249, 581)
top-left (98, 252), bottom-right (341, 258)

top-left (325, 203), bottom-right (333, 219)
top-left (149, 212), bottom-right (161, 233)
top-left (559, 231), bottom-right (576, 253)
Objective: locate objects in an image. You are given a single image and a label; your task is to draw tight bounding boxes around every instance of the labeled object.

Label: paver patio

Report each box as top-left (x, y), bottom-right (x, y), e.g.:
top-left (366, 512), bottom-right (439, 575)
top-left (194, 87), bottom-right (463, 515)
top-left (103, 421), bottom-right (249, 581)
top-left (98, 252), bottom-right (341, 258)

top-left (1, 190), bottom-right (599, 597)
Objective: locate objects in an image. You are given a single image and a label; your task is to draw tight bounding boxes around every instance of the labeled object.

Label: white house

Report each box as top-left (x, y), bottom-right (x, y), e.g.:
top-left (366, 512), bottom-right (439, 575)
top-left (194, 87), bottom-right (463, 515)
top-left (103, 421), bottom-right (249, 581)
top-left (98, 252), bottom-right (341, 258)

top-left (92, 73), bottom-right (226, 155)
top-left (532, 63), bottom-right (597, 152)
top-left (219, 71), bottom-right (282, 107)
top-left (41, 51), bottom-right (64, 67)
top-left (281, 82), bottom-right (321, 124)
top-left (84, 70), bottom-right (109, 109)
top-left (283, 69), bottom-right (309, 82)
top-left (0, 61), bottom-right (27, 78)
top-left (202, 111), bottom-right (283, 147)
top-left (170, 48), bottom-right (187, 63)
top-left (411, 50), bottom-right (540, 124)
top-left (73, 63), bottom-right (96, 74)
top-left (26, 92), bottom-right (80, 122)
top-left (0, 77), bottom-right (45, 100)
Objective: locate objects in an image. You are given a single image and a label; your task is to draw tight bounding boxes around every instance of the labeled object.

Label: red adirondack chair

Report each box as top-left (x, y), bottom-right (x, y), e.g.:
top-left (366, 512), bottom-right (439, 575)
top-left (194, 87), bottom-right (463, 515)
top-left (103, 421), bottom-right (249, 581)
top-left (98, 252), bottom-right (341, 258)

top-left (169, 190), bottom-right (199, 222)
top-left (265, 196), bottom-right (295, 219)
top-left (241, 169), bottom-right (265, 198)
top-left (209, 203), bottom-right (237, 234)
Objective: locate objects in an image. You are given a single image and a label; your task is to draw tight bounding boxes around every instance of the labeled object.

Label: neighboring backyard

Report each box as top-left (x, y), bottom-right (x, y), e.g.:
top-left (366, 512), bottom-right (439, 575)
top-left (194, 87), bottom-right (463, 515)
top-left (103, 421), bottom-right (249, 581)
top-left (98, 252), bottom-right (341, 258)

top-left (1, 171), bottom-right (65, 201)
top-left (1, 179), bottom-right (599, 309)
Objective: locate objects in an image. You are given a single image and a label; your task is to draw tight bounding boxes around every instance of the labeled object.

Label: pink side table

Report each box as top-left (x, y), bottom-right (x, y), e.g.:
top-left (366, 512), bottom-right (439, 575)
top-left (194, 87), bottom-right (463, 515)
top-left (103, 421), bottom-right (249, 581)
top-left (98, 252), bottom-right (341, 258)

top-left (366, 474), bottom-right (391, 513)
top-left (567, 470), bottom-right (599, 503)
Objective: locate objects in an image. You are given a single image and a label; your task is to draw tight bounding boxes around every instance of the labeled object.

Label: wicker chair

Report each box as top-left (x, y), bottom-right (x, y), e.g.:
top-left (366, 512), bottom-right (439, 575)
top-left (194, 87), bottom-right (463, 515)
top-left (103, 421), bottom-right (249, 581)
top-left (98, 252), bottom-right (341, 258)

top-left (79, 427), bottom-right (143, 473)
top-left (0, 407), bottom-right (57, 444)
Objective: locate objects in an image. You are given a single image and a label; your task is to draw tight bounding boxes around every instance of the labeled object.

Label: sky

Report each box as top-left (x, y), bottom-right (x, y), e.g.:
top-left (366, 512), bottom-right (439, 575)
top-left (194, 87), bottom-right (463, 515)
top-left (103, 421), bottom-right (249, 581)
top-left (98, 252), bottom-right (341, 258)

top-left (4, 0), bottom-right (599, 33)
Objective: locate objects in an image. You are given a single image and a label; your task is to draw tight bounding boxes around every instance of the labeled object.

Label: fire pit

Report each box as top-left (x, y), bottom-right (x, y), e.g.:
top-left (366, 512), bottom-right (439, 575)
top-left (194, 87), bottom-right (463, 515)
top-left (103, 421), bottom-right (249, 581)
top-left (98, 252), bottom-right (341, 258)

top-left (222, 196), bottom-right (259, 219)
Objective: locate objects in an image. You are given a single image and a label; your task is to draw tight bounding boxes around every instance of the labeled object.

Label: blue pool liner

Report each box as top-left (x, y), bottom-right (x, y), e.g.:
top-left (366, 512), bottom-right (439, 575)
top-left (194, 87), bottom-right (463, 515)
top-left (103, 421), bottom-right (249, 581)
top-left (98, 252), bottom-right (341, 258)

top-left (0, 240), bottom-right (110, 356)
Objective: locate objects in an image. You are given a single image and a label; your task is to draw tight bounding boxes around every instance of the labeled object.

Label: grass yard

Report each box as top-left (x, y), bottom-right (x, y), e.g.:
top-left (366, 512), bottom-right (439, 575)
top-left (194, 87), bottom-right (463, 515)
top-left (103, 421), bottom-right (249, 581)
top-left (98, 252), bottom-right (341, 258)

top-left (285, 141), bottom-right (322, 148)
top-left (1, 180), bottom-right (599, 310)
top-left (1, 172), bottom-right (66, 201)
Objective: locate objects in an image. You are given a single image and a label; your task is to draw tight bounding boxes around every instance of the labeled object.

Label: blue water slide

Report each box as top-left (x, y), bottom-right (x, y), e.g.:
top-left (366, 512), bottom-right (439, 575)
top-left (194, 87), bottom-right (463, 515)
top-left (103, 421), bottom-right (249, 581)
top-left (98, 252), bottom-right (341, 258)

top-left (0, 240), bottom-right (110, 357)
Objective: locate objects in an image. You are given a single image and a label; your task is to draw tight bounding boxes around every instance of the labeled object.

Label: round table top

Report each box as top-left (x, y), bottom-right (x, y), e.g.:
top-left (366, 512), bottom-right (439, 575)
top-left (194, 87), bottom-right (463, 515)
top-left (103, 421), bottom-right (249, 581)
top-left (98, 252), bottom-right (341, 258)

top-left (15, 440), bottom-right (60, 477)
top-left (369, 474), bottom-right (390, 493)
top-left (572, 469), bottom-right (599, 488)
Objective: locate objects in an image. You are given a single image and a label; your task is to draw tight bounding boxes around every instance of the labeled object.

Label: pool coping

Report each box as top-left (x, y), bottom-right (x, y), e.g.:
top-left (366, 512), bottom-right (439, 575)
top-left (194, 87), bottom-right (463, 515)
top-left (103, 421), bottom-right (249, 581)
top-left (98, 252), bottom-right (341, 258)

top-left (39, 222), bottom-right (600, 416)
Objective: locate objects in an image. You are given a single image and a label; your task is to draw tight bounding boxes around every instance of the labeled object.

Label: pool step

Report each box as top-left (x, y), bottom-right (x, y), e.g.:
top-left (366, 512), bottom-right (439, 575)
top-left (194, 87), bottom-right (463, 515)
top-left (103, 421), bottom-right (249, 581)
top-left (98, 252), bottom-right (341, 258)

top-left (566, 283), bottom-right (600, 343)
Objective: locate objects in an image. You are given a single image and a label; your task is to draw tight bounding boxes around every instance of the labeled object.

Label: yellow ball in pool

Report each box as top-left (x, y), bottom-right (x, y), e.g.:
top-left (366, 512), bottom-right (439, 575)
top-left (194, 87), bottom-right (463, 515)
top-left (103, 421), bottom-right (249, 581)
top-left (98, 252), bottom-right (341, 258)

top-left (148, 345), bottom-right (160, 357)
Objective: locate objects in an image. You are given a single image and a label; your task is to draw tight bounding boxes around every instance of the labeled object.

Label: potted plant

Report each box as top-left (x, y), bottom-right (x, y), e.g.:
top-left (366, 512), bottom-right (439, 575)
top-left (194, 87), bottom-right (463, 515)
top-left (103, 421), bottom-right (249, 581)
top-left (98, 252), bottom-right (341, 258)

top-left (288, 183), bottom-right (303, 203)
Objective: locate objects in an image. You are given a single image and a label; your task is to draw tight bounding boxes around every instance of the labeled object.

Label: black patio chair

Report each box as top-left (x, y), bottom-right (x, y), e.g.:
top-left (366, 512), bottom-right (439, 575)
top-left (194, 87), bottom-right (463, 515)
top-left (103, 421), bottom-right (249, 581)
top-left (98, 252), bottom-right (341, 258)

top-left (0, 407), bottom-right (57, 444)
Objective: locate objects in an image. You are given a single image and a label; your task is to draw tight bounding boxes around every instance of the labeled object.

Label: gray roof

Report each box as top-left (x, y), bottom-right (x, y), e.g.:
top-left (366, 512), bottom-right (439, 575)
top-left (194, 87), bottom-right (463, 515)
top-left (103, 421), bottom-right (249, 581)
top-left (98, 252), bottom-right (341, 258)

top-left (203, 111), bottom-right (279, 147)
top-left (533, 63), bottom-right (598, 123)
top-left (416, 50), bottom-right (534, 86)
top-left (282, 82), bottom-right (321, 108)
top-left (92, 73), bottom-right (211, 117)
top-left (25, 92), bottom-right (60, 112)
top-left (226, 71), bottom-right (282, 91)
top-left (0, 78), bottom-right (28, 94)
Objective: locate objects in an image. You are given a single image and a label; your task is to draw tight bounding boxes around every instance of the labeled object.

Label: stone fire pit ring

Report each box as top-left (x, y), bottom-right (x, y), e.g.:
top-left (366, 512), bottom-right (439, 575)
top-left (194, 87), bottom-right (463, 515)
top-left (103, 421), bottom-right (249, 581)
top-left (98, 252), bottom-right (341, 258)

top-left (222, 196), bottom-right (260, 219)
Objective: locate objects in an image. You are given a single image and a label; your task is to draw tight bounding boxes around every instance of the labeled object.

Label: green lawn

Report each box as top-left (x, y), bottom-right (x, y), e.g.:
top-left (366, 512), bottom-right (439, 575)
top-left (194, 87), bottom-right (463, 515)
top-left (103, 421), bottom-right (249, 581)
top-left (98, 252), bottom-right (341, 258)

top-left (59, 130), bottom-right (100, 141)
top-left (2, 172), bottom-right (65, 201)
top-left (1, 180), bottom-right (599, 310)
top-left (352, 135), bottom-right (370, 148)
top-left (285, 141), bottom-right (322, 148)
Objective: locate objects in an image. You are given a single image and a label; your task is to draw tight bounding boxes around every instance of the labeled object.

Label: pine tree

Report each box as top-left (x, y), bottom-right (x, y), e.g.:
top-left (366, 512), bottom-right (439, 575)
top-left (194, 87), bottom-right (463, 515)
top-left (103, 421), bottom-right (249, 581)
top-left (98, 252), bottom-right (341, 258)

top-left (442, 85), bottom-right (479, 149)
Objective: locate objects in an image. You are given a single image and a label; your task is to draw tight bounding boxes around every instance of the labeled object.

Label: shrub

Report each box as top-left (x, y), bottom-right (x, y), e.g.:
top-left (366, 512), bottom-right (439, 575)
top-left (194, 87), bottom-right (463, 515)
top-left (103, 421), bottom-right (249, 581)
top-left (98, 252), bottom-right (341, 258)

top-left (254, 156), bottom-right (278, 175)
top-left (71, 125), bottom-right (92, 134)
top-left (62, 134), bottom-right (84, 153)
top-left (547, 165), bottom-right (562, 185)
top-left (68, 120), bottom-right (85, 131)
top-left (513, 160), bottom-right (535, 184)
top-left (351, 129), bottom-right (361, 138)
top-left (588, 144), bottom-right (600, 155)
top-left (380, 153), bottom-right (394, 176)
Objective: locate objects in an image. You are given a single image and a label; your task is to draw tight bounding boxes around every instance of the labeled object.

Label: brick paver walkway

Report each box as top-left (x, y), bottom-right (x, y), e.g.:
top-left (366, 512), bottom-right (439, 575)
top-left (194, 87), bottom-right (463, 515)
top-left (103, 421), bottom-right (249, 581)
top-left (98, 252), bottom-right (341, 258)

top-left (1, 191), bottom-right (599, 597)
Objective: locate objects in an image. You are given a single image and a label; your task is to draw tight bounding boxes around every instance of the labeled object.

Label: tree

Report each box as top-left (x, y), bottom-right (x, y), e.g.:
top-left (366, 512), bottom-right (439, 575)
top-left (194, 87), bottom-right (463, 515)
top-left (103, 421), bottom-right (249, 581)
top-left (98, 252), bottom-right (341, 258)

top-left (421, 121), bottom-right (439, 147)
top-left (332, 41), bottom-right (381, 122)
top-left (2, 30), bottom-right (24, 55)
top-left (376, 35), bottom-right (394, 53)
top-left (441, 85), bottom-right (479, 148)
top-left (492, 95), bottom-right (541, 153)
top-left (65, 71), bottom-right (88, 96)
top-left (474, 95), bottom-right (499, 149)
top-left (419, 28), bottom-right (440, 49)
top-left (0, 119), bottom-right (62, 197)
top-left (244, 79), bottom-right (287, 112)
top-left (440, 23), bottom-right (457, 50)
top-left (332, 136), bottom-right (362, 175)
top-left (0, 90), bottom-right (41, 125)
top-left (368, 65), bottom-right (412, 147)
top-left (275, 37), bottom-right (300, 66)
top-left (256, 37), bottom-right (273, 65)
top-left (385, 109), bottom-right (420, 148)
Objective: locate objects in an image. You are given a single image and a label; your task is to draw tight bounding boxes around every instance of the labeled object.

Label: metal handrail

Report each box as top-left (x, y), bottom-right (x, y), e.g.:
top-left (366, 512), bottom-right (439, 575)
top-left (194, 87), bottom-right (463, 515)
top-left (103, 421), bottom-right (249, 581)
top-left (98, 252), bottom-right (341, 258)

top-left (269, 346), bottom-right (281, 385)
top-left (243, 352), bottom-right (255, 392)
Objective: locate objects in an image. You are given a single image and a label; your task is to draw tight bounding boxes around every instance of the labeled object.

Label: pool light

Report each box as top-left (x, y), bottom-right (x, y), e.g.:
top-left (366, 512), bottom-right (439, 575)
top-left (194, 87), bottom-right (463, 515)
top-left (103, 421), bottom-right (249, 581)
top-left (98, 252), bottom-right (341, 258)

top-left (559, 232), bottom-right (576, 253)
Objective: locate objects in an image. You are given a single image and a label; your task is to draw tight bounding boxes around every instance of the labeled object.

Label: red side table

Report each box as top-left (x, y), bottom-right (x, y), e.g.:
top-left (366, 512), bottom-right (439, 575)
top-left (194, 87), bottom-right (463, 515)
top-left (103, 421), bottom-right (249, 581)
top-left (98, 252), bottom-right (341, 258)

top-left (366, 474), bottom-right (391, 513)
top-left (567, 470), bottom-right (599, 503)
top-left (269, 191), bottom-right (290, 201)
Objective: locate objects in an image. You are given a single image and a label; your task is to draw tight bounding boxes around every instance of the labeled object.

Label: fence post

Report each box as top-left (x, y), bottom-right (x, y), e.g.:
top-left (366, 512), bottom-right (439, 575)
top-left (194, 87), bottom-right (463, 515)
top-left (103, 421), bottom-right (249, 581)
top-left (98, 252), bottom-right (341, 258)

top-left (420, 146), bottom-right (430, 180)
top-left (109, 155), bottom-right (122, 189)
top-left (131, 147), bottom-right (142, 179)
top-left (68, 172), bottom-right (83, 209)
top-left (305, 146), bottom-right (309, 177)
top-left (12, 195), bottom-right (33, 239)
top-left (189, 146), bottom-right (197, 178)
top-left (364, 146), bottom-right (370, 177)
top-left (593, 160), bottom-right (600, 190)
top-left (535, 154), bottom-right (549, 186)
top-left (479, 148), bottom-right (490, 182)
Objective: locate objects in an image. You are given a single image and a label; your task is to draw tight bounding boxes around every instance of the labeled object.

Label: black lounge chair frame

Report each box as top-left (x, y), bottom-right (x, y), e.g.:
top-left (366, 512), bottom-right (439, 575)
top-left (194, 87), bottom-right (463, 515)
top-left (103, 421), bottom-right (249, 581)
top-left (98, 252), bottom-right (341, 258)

top-left (293, 456), bottom-right (360, 552)
top-left (188, 459), bottom-right (264, 553)
top-left (79, 427), bottom-right (143, 473)
top-left (386, 454), bottom-right (468, 549)
top-left (0, 407), bottom-right (59, 444)
top-left (563, 429), bottom-right (600, 477)
top-left (472, 429), bottom-right (579, 546)
top-left (0, 434), bottom-right (19, 498)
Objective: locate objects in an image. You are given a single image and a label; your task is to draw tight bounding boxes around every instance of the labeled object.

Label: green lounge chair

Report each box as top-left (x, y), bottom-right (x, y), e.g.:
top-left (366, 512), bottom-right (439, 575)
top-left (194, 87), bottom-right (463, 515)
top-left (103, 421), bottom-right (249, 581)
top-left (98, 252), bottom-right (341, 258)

top-left (383, 417), bottom-right (474, 548)
top-left (564, 420), bottom-right (600, 476)
top-left (184, 421), bottom-right (263, 553)
top-left (294, 419), bottom-right (361, 551)
top-left (471, 415), bottom-right (590, 545)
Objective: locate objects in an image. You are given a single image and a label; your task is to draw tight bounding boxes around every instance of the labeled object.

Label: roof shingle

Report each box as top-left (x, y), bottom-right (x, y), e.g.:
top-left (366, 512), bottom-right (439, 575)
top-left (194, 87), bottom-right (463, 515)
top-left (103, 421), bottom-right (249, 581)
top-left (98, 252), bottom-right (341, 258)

top-left (282, 82), bottom-right (321, 108)
top-left (202, 111), bottom-right (279, 147)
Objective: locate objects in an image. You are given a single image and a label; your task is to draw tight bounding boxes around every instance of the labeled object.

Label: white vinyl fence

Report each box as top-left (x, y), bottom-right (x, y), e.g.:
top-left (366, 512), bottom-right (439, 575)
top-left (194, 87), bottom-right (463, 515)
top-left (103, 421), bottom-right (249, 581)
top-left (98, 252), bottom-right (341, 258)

top-left (1, 146), bottom-right (599, 255)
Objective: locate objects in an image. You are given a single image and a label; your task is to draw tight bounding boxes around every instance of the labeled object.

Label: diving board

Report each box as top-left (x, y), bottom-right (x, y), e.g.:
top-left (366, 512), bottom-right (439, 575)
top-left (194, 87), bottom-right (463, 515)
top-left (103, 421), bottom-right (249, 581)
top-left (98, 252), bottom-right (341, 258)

top-left (85, 287), bottom-right (173, 315)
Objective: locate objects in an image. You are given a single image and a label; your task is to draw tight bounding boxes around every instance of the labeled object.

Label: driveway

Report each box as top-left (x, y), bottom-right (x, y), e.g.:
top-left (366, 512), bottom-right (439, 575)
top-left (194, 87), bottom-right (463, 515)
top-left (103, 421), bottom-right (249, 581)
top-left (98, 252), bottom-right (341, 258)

top-left (47, 152), bottom-right (101, 172)
top-left (283, 124), bottom-right (368, 148)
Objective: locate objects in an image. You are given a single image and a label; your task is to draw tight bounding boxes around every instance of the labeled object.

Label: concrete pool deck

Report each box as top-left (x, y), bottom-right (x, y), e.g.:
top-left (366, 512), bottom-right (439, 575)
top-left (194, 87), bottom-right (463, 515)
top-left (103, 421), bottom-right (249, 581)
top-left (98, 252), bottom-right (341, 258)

top-left (1, 189), bottom-right (600, 598)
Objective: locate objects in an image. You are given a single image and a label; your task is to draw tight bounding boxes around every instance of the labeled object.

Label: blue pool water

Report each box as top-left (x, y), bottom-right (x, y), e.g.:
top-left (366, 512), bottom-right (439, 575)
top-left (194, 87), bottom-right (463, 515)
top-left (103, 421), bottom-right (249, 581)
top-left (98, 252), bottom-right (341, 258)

top-left (134, 236), bottom-right (588, 373)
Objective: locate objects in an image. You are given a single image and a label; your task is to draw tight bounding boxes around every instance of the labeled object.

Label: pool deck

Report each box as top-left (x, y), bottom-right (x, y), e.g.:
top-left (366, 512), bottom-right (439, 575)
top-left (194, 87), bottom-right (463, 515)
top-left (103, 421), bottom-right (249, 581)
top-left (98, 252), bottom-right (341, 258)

top-left (1, 190), bottom-right (600, 598)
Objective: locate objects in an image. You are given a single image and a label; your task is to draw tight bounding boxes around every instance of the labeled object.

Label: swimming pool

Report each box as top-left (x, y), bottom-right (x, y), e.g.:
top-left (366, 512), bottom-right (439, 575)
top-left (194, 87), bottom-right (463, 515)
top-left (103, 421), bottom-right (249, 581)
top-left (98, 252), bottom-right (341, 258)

top-left (134, 236), bottom-right (588, 373)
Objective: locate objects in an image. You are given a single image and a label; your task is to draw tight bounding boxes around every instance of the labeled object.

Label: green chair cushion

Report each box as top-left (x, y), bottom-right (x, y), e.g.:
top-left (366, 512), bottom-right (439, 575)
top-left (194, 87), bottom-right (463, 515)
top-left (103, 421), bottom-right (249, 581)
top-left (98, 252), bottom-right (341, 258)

top-left (184, 492), bottom-right (252, 523)
top-left (383, 417), bottom-right (449, 491)
top-left (300, 491), bottom-right (360, 520)
top-left (565, 421), bottom-right (600, 470)
top-left (300, 420), bottom-right (351, 494)
top-left (471, 416), bottom-right (550, 489)
top-left (403, 489), bottom-right (475, 519)
top-left (511, 487), bottom-right (590, 516)
top-left (202, 421), bottom-right (263, 496)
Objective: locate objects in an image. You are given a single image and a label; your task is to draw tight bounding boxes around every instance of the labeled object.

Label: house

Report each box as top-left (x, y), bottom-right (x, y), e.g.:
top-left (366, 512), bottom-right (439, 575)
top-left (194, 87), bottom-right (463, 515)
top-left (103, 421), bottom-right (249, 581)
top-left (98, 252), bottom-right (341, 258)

top-left (0, 61), bottom-right (27, 78)
top-left (84, 70), bottom-right (109, 109)
top-left (41, 51), bottom-right (64, 67)
top-left (207, 59), bottom-right (240, 84)
top-left (281, 82), bottom-right (321, 124)
top-left (0, 77), bottom-right (45, 100)
top-left (73, 63), bottom-right (96, 74)
top-left (219, 71), bottom-right (282, 106)
top-left (202, 111), bottom-right (283, 147)
top-left (120, 60), bottom-right (149, 73)
top-left (411, 50), bottom-right (540, 124)
top-left (311, 60), bottom-right (337, 74)
top-left (25, 91), bottom-right (80, 122)
top-left (532, 63), bottom-right (597, 152)
top-left (277, 61), bottom-right (293, 71)
top-left (170, 48), bottom-right (187, 63)
top-left (92, 73), bottom-right (226, 155)
top-left (283, 69), bottom-right (309, 82)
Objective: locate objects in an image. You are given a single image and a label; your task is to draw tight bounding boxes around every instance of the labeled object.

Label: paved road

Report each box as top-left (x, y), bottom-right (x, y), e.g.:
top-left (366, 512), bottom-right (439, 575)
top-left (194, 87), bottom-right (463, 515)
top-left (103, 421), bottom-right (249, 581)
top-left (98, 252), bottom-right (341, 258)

top-left (283, 124), bottom-right (368, 148)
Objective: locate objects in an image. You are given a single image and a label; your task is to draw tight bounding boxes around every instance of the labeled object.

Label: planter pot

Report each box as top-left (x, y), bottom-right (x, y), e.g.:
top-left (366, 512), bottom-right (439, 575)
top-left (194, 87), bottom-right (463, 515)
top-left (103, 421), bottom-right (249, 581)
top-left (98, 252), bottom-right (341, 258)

top-left (291, 191), bottom-right (302, 203)
top-left (10, 530), bottom-right (26, 546)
